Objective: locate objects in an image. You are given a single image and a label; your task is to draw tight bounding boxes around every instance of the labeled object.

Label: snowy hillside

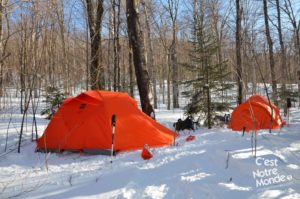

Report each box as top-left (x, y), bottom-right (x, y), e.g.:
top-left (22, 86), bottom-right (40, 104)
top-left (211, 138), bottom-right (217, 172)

top-left (1, 106), bottom-right (300, 198)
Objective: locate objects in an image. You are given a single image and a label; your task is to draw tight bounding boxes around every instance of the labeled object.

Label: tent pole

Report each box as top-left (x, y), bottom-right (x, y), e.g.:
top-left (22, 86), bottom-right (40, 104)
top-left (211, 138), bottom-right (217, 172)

top-left (254, 130), bottom-right (257, 157)
top-left (173, 135), bottom-right (175, 146)
top-left (110, 114), bottom-right (116, 163)
top-left (251, 132), bottom-right (254, 155)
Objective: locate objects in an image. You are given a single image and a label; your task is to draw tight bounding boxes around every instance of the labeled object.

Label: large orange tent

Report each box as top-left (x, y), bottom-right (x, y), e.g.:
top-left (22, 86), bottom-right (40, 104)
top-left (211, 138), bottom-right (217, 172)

top-left (228, 95), bottom-right (285, 132)
top-left (37, 90), bottom-right (177, 154)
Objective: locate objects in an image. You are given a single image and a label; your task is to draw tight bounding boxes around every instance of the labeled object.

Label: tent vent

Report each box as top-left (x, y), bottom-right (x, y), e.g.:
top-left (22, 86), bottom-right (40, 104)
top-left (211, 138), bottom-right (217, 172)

top-left (80, 103), bottom-right (87, 109)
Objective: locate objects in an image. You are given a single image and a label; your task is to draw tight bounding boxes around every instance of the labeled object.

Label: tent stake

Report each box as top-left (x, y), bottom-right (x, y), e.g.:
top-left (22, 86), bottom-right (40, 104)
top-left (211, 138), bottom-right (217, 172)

top-left (110, 114), bottom-right (116, 163)
top-left (287, 106), bottom-right (290, 127)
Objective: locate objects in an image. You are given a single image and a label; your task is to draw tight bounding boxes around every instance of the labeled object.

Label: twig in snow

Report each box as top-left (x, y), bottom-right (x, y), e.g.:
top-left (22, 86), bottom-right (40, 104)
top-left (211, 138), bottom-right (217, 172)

top-left (68, 175), bottom-right (73, 186)
top-left (4, 110), bottom-right (13, 152)
top-left (225, 152), bottom-right (230, 169)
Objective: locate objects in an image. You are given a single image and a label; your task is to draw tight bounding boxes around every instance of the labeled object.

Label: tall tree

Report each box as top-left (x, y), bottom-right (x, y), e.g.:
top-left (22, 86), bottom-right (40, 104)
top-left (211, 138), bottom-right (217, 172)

top-left (85, 0), bottom-right (104, 90)
top-left (0, 0), bottom-right (4, 97)
top-left (151, 10), bottom-right (170, 108)
top-left (275, 0), bottom-right (287, 106)
top-left (263, 0), bottom-right (278, 105)
top-left (166, 0), bottom-right (179, 108)
top-left (107, 1), bottom-right (113, 90)
top-left (126, 0), bottom-right (154, 117)
top-left (19, 14), bottom-right (27, 114)
top-left (283, 0), bottom-right (300, 102)
top-left (85, 5), bottom-right (89, 90)
top-left (236, 0), bottom-right (243, 104)
top-left (53, 0), bottom-right (69, 95)
top-left (184, 1), bottom-right (232, 129)
top-left (112, 0), bottom-right (121, 91)
top-left (209, 0), bottom-right (230, 104)
top-left (128, 39), bottom-right (135, 97)
top-left (0, 0), bottom-right (10, 98)
top-left (193, 0), bottom-right (198, 45)
top-left (142, 0), bottom-right (157, 109)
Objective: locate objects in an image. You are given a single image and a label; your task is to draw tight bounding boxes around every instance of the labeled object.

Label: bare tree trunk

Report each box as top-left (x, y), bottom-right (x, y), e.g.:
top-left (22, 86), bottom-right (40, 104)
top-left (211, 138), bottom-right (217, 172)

top-left (20, 14), bottom-right (27, 114)
top-left (162, 57), bottom-right (165, 104)
top-left (122, 48), bottom-right (126, 91)
top-left (206, 62), bottom-right (211, 129)
top-left (0, 0), bottom-right (9, 98)
top-left (31, 4), bottom-right (38, 98)
top-left (249, 19), bottom-right (257, 95)
top-left (112, 0), bottom-right (117, 91)
top-left (236, 0), bottom-right (243, 104)
top-left (166, 0), bottom-right (179, 108)
top-left (72, 25), bottom-right (77, 92)
top-left (113, 0), bottom-right (121, 91)
top-left (49, 22), bottom-right (55, 87)
top-left (85, 14), bottom-right (89, 90)
top-left (116, 1), bottom-right (121, 91)
top-left (263, 0), bottom-right (278, 105)
top-left (296, 30), bottom-right (300, 103)
top-left (210, 0), bottom-right (227, 104)
top-left (0, 0), bottom-right (3, 97)
top-left (126, 0), bottom-right (154, 117)
top-left (107, 3), bottom-right (113, 90)
top-left (142, 0), bottom-right (157, 108)
top-left (86, 0), bottom-right (104, 90)
top-left (55, 0), bottom-right (69, 95)
top-left (18, 90), bottom-right (31, 153)
top-left (193, 0), bottom-right (198, 44)
top-left (128, 41), bottom-right (134, 97)
top-left (167, 52), bottom-right (171, 110)
top-left (171, 24), bottom-right (179, 108)
top-left (283, 0), bottom-right (300, 105)
top-left (276, 0), bottom-right (287, 108)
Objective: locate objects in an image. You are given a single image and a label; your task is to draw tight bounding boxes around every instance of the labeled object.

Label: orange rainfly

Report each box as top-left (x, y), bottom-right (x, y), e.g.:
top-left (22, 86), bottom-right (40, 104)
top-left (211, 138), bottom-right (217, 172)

top-left (37, 90), bottom-right (177, 154)
top-left (228, 95), bottom-right (285, 132)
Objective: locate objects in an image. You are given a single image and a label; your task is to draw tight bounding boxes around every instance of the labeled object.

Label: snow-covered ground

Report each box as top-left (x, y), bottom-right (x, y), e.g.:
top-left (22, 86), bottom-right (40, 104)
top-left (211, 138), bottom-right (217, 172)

top-left (1, 99), bottom-right (300, 198)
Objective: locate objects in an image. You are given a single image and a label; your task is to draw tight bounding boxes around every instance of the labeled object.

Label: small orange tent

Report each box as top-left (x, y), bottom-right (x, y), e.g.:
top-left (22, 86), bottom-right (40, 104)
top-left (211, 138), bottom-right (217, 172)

top-left (37, 90), bottom-right (177, 154)
top-left (228, 95), bottom-right (285, 132)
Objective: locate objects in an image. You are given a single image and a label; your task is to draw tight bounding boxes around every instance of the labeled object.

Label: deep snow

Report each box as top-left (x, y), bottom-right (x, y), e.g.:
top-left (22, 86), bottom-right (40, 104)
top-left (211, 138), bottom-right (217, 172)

top-left (0, 103), bottom-right (300, 198)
